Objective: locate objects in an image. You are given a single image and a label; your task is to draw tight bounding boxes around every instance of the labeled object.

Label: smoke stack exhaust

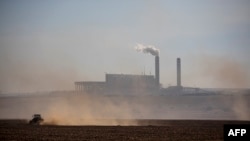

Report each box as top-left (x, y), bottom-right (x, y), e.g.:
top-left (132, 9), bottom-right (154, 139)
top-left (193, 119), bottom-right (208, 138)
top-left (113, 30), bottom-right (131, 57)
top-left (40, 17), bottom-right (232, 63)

top-left (134, 43), bottom-right (160, 87)
top-left (134, 43), bottom-right (159, 56)
top-left (155, 56), bottom-right (160, 87)
top-left (177, 58), bottom-right (181, 87)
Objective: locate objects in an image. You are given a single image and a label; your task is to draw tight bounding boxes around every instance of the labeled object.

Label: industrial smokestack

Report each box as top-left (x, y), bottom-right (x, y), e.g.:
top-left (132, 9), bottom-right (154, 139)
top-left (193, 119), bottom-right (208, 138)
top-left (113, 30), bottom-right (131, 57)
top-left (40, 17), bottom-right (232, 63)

top-left (177, 58), bottom-right (181, 87)
top-left (134, 43), bottom-right (160, 87)
top-left (155, 56), bottom-right (160, 87)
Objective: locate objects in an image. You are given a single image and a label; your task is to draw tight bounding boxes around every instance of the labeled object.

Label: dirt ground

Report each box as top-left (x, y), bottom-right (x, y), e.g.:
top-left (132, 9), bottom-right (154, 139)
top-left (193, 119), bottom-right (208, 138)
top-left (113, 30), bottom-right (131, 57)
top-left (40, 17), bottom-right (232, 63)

top-left (0, 120), bottom-right (249, 141)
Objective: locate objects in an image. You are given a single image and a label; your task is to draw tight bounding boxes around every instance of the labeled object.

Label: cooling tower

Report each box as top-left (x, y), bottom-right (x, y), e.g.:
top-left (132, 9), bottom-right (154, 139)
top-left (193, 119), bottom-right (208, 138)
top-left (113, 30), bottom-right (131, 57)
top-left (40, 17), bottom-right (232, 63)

top-left (155, 56), bottom-right (160, 86)
top-left (177, 58), bottom-right (181, 87)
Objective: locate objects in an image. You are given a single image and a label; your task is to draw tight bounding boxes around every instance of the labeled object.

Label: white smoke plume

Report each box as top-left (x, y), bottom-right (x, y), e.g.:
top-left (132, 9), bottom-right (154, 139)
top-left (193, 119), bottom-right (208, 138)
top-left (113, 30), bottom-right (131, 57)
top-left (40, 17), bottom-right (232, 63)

top-left (135, 43), bottom-right (159, 56)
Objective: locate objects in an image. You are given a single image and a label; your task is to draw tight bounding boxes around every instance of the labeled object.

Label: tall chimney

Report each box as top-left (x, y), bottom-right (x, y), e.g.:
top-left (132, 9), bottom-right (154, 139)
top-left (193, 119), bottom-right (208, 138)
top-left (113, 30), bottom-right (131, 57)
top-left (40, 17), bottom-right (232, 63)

top-left (177, 58), bottom-right (181, 87)
top-left (155, 56), bottom-right (160, 87)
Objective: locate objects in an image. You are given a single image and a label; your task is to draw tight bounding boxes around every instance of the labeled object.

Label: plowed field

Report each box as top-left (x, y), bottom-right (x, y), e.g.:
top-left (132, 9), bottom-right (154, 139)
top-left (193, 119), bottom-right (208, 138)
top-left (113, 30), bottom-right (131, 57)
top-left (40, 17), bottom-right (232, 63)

top-left (0, 120), bottom-right (249, 141)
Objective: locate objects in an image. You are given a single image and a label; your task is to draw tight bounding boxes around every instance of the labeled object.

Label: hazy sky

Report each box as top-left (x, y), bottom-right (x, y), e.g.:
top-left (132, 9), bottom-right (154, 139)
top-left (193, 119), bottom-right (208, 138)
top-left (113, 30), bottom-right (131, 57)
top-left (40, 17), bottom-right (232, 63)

top-left (0, 0), bottom-right (250, 93)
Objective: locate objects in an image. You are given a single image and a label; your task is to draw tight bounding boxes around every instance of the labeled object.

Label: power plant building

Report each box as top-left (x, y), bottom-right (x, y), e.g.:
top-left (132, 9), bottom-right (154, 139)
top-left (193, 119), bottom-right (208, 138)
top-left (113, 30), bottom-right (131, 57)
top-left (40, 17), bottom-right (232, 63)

top-left (75, 56), bottom-right (209, 95)
top-left (75, 55), bottom-right (160, 94)
top-left (75, 73), bottom-right (158, 94)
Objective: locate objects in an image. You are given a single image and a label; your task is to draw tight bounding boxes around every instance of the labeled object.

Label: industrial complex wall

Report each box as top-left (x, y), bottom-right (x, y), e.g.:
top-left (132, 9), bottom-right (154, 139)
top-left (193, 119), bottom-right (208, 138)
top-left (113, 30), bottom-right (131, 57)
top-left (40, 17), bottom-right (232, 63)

top-left (75, 74), bottom-right (157, 94)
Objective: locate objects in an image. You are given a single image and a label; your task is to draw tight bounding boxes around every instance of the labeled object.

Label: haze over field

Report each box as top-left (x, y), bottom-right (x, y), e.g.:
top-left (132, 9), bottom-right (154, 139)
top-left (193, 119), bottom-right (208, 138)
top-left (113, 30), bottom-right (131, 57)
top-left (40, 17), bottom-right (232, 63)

top-left (1, 0), bottom-right (250, 93)
top-left (1, 94), bottom-right (250, 125)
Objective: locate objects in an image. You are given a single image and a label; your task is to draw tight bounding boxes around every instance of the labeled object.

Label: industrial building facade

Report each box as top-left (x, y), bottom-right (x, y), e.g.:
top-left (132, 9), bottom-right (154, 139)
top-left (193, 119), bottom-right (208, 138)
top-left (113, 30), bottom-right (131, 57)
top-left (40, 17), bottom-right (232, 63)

top-left (75, 73), bottom-right (158, 94)
top-left (75, 56), bottom-right (213, 95)
top-left (75, 56), bottom-right (160, 94)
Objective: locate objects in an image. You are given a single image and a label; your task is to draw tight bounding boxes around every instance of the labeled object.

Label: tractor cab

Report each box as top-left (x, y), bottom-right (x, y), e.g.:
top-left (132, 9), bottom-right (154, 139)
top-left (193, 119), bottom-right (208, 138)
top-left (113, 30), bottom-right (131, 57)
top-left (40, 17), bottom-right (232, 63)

top-left (29, 114), bottom-right (44, 125)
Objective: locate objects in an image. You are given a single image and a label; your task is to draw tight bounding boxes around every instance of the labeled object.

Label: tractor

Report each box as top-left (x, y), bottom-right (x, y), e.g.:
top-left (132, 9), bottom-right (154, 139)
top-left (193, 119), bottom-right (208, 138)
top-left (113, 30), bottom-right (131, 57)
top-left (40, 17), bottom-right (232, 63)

top-left (29, 114), bottom-right (44, 125)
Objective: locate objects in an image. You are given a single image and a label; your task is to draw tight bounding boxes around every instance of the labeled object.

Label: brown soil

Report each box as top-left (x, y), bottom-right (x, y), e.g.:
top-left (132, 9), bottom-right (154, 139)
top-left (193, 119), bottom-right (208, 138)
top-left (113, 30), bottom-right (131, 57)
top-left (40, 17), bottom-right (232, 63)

top-left (0, 120), bottom-right (249, 141)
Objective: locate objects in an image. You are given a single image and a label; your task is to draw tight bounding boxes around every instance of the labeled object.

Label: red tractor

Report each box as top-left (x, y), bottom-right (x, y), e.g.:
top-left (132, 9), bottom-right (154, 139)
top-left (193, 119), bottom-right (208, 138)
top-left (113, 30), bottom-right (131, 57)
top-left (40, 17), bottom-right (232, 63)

top-left (29, 114), bottom-right (44, 125)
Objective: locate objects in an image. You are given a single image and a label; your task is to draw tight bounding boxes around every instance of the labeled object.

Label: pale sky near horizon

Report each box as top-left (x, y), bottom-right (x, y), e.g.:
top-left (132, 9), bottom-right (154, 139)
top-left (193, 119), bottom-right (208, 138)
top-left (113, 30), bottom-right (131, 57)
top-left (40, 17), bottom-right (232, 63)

top-left (0, 0), bottom-right (250, 93)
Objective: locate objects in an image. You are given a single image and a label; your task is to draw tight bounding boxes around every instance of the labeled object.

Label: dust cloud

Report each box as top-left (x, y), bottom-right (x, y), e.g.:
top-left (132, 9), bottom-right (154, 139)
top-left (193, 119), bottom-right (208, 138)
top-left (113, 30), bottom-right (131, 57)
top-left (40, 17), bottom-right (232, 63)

top-left (1, 90), bottom-right (250, 125)
top-left (214, 60), bottom-right (248, 88)
top-left (41, 94), bottom-right (140, 125)
top-left (196, 55), bottom-right (249, 88)
top-left (194, 55), bottom-right (250, 120)
top-left (0, 60), bottom-right (81, 93)
top-left (232, 94), bottom-right (250, 120)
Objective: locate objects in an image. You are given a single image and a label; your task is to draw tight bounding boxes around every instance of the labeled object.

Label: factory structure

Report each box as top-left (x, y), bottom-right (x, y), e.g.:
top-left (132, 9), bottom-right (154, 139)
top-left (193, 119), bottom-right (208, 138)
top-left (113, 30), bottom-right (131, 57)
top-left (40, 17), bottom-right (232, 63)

top-left (75, 56), bottom-right (160, 95)
top-left (75, 52), bottom-right (210, 95)
top-left (75, 43), bottom-right (211, 95)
